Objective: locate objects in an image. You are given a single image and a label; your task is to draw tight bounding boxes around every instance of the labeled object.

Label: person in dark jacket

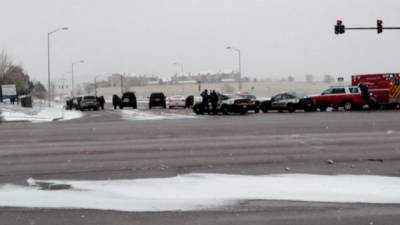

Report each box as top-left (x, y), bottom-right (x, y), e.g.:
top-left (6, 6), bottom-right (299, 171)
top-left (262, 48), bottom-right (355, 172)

top-left (210, 90), bottom-right (219, 115)
top-left (112, 94), bottom-right (120, 110)
top-left (359, 83), bottom-right (369, 101)
top-left (98, 96), bottom-right (105, 110)
top-left (200, 89), bottom-right (210, 114)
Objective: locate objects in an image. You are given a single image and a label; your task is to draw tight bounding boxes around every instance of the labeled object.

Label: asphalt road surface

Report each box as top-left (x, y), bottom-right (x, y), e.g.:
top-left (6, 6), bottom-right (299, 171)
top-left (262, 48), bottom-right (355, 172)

top-left (1, 107), bottom-right (400, 225)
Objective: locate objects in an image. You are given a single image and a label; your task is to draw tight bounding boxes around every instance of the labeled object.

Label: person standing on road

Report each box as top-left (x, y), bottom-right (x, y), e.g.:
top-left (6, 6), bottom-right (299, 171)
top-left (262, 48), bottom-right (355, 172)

top-left (201, 89), bottom-right (210, 114)
top-left (112, 94), bottom-right (120, 110)
top-left (210, 90), bottom-right (218, 115)
top-left (98, 96), bottom-right (105, 110)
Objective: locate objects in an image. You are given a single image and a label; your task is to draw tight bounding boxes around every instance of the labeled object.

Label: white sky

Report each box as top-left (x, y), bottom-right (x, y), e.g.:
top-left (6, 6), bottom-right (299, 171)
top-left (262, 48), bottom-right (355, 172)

top-left (1, 0), bottom-right (399, 84)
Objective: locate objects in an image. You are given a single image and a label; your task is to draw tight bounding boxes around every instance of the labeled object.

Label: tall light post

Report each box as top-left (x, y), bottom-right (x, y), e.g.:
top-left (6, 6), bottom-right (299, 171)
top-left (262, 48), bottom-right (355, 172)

top-left (58, 77), bottom-right (68, 99)
top-left (47, 27), bottom-right (68, 106)
top-left (173, 62), bottom-right (185, 93)
top-left (71, 60), bottom-right (84, 97)
top-left (94, 74), bottom-right (106, 96)
top-left (226, 46), bottom-right (242, 91)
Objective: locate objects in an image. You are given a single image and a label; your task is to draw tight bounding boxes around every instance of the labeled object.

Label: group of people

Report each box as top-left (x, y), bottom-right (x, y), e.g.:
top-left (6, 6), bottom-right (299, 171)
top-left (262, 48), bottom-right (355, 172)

top-left (200, 89), bottom-right (219, 115)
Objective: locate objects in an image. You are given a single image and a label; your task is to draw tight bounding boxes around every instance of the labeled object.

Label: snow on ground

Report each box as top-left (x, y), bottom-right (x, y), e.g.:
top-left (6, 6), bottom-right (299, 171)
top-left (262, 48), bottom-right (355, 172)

top-left (0, 103), bottom-right (82, 123)
top-left (122, 109), bottom-right (197, 121)
top-left (1, 173), bottom-right (400, 212)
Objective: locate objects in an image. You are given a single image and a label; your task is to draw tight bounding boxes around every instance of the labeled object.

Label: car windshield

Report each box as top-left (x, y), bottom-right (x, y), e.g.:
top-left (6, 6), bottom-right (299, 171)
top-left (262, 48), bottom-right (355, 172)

top-left (151, 93), bottom-right (164, 97)
top-left (83, 96), bottom-right (96, 100)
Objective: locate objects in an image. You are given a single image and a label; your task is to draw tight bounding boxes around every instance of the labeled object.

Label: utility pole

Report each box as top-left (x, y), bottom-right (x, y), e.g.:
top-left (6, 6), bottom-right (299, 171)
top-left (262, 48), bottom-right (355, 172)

top-left (226, 46), bottom-right (242, 91)
top-left (47, 27), bottom-right (68, 106)
top-left (120, 74), bottom-right (124, 96)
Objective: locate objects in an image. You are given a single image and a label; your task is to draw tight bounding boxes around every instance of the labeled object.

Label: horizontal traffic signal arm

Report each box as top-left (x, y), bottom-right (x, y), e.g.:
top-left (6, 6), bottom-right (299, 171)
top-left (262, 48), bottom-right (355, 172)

top-left (334, 20), bottom-right (400, 35)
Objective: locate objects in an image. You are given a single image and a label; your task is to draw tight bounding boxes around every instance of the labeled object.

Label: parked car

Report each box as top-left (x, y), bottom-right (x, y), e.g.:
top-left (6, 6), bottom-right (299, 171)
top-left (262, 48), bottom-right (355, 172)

top-left (120, 92), bottom-right (137, 109)
top-left (149, 92), bottom-right (166, 109)
top-left (309, 86), bottom-right (373, 111)
top-left (193, 93), bottom-right (252, 115)
top-left (79, 96), bottom-right (99, 111)
top-left (167, 95), bottom-right (186, 108)
top-left (236, 92), bottom-right (261, 113)
top-left (261, 92), bottom-right (316, 113)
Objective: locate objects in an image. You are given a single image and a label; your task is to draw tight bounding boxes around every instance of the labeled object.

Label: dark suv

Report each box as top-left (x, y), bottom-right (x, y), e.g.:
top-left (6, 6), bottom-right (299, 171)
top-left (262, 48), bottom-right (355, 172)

top-left (120, 92), bottom-right (137, 109)
top-left (149, 92), bottom-right (166, 109)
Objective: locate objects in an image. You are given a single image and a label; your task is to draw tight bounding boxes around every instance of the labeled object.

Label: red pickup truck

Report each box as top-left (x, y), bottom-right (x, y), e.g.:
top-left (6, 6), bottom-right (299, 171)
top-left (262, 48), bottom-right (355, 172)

top-left (309, 86), bottom-right (370, 111)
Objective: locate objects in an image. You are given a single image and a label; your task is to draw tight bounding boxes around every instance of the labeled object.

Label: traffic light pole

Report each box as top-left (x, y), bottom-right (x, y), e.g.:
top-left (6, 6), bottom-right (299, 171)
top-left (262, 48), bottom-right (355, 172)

top-left (345, 27), bottom-right (400, 30)
top-left (334, 20), bottom-right (400, 35)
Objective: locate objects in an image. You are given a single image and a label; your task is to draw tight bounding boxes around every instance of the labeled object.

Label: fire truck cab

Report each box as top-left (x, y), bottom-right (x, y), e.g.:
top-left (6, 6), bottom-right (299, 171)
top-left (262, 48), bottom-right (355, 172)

top-left (352, 73), bottom-right (400, 109)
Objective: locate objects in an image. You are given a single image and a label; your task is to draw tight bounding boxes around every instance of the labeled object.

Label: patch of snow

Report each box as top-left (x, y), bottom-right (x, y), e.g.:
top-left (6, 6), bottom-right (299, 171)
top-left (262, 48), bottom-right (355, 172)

top-left (1, 173), bottom-right (400, 212)
top-left (122, 110), bottom-right (197, 121)
top-left (0, 103), bottom-right (82, 123)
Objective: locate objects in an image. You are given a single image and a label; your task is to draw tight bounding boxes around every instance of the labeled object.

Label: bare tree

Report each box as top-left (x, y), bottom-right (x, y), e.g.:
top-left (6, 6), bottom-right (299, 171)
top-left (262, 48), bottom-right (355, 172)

top-left (0, 50), bottom-right (33, 95)
top-left (0, 50), bottom-right (13, 82)
top-left (287, 75), bottom-right (295, 82)
top-left (31, 81), bottom-right (47, 99)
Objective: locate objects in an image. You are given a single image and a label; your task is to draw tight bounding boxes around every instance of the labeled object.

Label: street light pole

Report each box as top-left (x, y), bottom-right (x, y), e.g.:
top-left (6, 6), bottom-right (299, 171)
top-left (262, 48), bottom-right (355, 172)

top-left (47, 27), bottom-right (68, 107)
top-left (94, 77), bottom-right (98, 96)
top-left (226, 46), bottom-right (242, 91)
top-left (71, 60), bottom-right (84, 97)
top-left (173, 62), bottom-right (185, 93)
top-left (94, 74), bottom-right (104, 96)
top-left (120, 74), bottom-right (124, 96)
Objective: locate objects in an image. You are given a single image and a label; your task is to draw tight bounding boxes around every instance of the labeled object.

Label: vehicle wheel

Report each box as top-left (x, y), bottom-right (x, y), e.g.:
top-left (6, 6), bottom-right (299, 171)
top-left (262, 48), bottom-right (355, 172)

top-left (343, 101), bottom-right (353, 111)
top-left (393, 103), bottom-right (400, 110)
top-left (254, 108), bottom-right (260, 114)
top-left (133, 104), bottom-right (137, 109)
top-left (319, 105), bottom-right (327, 112)
top-left (193, 104), bottom-right (204, 115)
top-left (261, 105), bottom-right (269, 113)
top-left (278, 109), bottom-right (283, 113)
top-left (119, 105), bottom-right (123, 109)
top-left (169, 106), bottom-right (173, 109)
top-left (240, 108), bottom-right (248, 115)
top-left (221, 105), bottom-right (229, 115)
top-left (287, 104), bottom-right (295, 113)
top-left (149, 105), bottom-right (152, 109)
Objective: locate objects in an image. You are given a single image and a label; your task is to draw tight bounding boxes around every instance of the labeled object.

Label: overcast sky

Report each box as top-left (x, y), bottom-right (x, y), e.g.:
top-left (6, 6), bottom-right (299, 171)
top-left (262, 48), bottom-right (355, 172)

top-left (1, 0), bottom-right (399, 84)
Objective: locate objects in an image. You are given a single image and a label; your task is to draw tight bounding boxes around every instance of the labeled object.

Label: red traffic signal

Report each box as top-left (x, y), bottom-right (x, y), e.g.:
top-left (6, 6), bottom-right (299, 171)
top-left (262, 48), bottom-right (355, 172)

top-left (335, 20), bottom-right (345, 34)
top-left (377, 19), bottom-right (383, 34)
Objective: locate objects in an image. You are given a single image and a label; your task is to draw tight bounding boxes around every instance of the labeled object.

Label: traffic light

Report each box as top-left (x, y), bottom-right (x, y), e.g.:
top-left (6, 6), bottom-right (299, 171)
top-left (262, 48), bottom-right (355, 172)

top-left (377, 19), bottom-right (383, 34)
top-left (335, 20), bottom-right (345, 34)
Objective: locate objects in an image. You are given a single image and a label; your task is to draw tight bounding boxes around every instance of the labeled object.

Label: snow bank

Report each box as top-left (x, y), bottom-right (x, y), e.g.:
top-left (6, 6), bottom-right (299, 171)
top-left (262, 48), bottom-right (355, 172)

top-left (122, 110), bottom-right (197, 121)
top-left (1, 173), bottom-right (400, 212)
top-left (0, 103), bottom-right (82, 123)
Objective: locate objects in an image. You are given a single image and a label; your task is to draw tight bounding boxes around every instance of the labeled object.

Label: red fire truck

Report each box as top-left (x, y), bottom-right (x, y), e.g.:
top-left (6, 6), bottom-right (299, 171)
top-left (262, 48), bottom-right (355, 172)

top-left (352, 73), bottom-right (400, 109)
